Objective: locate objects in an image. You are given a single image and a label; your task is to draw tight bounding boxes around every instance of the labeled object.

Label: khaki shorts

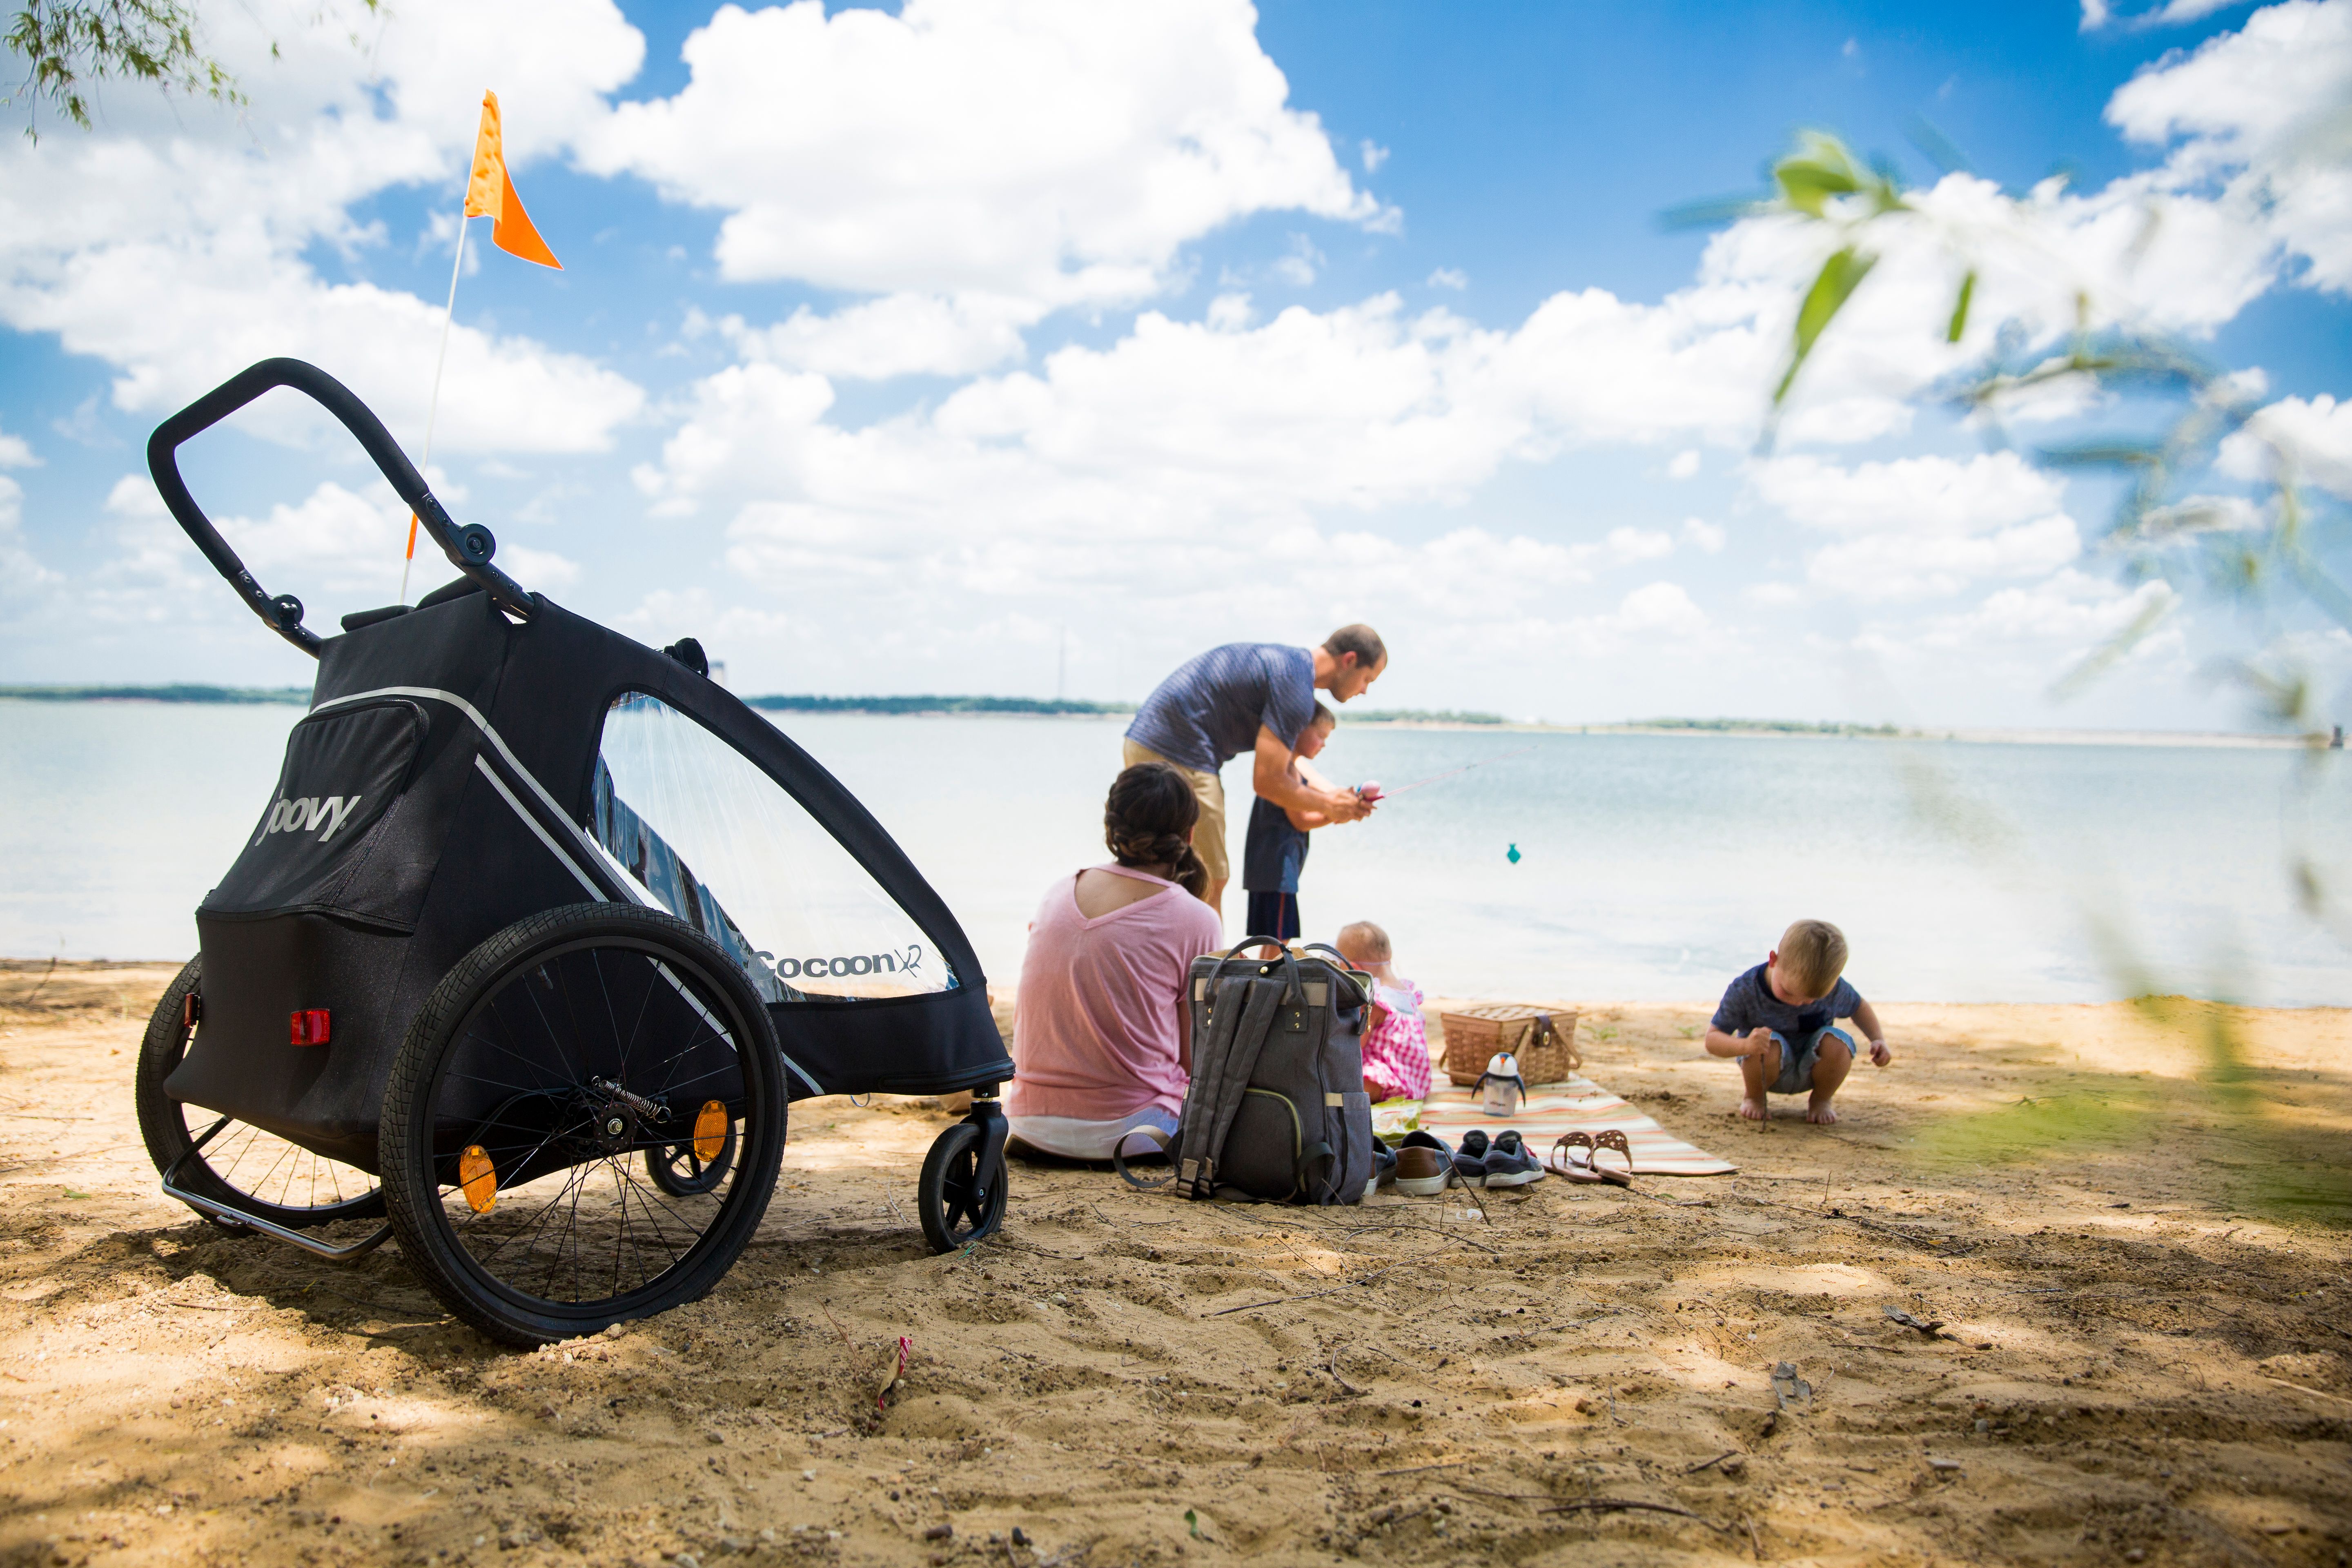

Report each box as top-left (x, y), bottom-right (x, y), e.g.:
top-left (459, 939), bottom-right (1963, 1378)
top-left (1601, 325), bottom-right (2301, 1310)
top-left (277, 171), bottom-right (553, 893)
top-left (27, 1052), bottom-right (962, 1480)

top-left (1120, 738), bottom-right (1228, 887)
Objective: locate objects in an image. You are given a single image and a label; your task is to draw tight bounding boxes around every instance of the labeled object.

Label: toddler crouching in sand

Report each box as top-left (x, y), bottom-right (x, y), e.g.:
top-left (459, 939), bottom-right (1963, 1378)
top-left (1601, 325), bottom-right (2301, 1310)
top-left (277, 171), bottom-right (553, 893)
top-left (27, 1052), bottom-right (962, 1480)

top-left (1704, 919), bottom-right (1890, 1124)
top-left (1337, 920), bottom-right (1432, 1102)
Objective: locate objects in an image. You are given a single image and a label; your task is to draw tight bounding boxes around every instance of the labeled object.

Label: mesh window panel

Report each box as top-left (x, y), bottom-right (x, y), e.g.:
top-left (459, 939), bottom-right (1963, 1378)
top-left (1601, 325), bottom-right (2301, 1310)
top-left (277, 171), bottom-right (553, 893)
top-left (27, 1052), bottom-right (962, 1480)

top-left (594, 693), bottom-right (952, 1002)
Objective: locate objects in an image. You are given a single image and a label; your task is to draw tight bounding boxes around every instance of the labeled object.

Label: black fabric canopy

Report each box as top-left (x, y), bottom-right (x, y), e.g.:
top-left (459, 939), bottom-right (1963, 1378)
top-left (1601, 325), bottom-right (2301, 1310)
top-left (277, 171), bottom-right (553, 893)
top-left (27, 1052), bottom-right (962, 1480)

top-left (172, 585), bottom-right (1010, 1172)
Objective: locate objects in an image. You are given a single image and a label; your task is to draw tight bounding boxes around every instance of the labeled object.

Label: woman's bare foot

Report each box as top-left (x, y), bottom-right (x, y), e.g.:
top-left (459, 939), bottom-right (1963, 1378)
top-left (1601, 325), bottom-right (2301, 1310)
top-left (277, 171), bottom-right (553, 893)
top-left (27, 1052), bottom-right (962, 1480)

top-left (1739, 1096), bottom-right (1768, 1120)
top-left (1805, 1096), bottom-right (1840, 1125)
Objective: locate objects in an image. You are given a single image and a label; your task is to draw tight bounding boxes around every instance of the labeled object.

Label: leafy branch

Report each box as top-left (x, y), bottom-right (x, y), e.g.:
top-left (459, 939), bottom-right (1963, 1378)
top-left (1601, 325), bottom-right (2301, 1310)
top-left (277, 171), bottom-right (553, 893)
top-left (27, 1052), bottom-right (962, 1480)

top-left (1722, 128), bottom-right (2345, 737)
top-left (6, 0), bottom-right (240, 138)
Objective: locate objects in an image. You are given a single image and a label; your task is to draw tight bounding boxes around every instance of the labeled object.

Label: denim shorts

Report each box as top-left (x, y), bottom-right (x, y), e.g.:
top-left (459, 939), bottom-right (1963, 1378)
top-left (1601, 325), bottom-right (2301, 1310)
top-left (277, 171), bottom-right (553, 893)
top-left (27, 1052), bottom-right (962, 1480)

top-left (1762, 1026), bottom-right (1853, 1095)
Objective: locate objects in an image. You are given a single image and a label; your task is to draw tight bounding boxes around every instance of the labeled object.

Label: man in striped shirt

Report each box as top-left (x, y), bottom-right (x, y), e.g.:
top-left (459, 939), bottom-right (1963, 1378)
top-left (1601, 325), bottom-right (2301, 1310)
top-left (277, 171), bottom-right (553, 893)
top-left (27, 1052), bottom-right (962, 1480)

top-left (1123, 626), bottom-right (1386, 913)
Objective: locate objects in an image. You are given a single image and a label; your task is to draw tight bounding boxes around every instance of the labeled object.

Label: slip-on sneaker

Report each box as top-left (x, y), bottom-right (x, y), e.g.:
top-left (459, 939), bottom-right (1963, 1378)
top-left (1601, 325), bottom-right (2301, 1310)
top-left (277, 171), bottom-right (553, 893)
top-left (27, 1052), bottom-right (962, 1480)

top-left (1481, 1129), bottom-right (1544, 1188)
top-left (1365, 1140), bottom-right (1399, 1200)
top-left (1450, 1127), bottom-right (1493, 1187)
top-left (1393, 1130), bottom-right (1453, 1196)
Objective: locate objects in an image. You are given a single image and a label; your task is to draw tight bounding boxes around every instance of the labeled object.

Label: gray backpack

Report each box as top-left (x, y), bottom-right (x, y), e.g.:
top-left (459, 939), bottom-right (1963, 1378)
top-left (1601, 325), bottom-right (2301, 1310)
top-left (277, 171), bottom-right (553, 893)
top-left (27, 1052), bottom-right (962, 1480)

top-left (1165, 940), bottom-right (1376, 1205)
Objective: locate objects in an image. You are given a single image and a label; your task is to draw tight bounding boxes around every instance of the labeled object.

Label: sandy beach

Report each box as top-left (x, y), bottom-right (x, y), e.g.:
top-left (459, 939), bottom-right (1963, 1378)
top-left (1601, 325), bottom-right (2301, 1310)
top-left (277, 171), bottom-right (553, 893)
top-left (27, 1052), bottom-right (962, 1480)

top-left (2, 961), bottom-right (2347, 1567)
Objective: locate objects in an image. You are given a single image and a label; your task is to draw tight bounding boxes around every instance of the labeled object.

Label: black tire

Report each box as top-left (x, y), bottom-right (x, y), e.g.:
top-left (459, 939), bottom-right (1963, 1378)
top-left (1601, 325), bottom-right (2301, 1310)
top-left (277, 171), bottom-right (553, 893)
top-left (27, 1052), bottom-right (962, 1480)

top-left (135, 956), bottom-right (384, 1229)
top-left (379, 903), bottom-right (786, 1346)
top-left (646, 1118), bottom-right (737, 1197)
top-left (918, 1121), bottom-right (1006, 1254)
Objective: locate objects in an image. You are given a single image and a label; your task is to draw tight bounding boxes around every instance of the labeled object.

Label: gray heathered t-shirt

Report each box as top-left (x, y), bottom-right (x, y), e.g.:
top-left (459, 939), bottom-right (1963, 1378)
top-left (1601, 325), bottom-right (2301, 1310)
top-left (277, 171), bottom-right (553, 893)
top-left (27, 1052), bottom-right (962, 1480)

top-left (1711, 963), bottom-right (1863, 1038)
top-left (1126, 644), bottom-right (1316, 774)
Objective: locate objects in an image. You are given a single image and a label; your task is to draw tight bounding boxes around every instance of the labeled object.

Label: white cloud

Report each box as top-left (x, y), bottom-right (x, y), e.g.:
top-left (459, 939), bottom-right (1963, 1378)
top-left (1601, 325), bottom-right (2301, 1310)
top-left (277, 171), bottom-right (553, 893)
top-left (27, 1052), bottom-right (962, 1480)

top-left (713, 294), bottom-right (1039, 380)
top-left (2105, 0), bottom-right (2352, 293)
top-left (1427, 267), bottom-right (1468, 290)
top-left (1752, 452), bottom-right (2082, 600)
top-left (2088, 0), bottom-right (2261, 27)
top-left (1751, 451), bottom-right (2069, 535)
top-left (0, 426), bottom-right (37, 468)
top-left (1743, 581), bottom-right (1804, 607)
top-left (1667, 449), bottom-right (1700, 479)
top-left (1682, 517), bottom-right (1727, 553)
top-left (1273, 235), bottom-right (1326, 288)
top-left (2220, 393), bottom-right (2352, 497)
top-left (0, 475), bottom-right (60, 608)
top-left (1361, 140), bottom-right (1390, 173)
top-left (578, 0), bottom-right (1386, 314)
top-left (0, 0), bottom-right (649, 452)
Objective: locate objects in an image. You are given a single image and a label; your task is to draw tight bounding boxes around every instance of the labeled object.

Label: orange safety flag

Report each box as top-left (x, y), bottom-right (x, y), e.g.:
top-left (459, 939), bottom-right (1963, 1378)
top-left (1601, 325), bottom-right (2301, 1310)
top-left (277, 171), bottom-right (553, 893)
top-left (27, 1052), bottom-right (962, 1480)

top-left (463, 90), bottom-right (562, 270)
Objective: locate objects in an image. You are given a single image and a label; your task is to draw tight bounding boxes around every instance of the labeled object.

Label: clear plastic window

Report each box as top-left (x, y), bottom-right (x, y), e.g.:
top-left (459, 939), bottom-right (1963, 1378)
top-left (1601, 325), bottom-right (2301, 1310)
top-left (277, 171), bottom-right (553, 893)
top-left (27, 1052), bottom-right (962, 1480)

top-left (592, 693), bottom-right (952, 1001)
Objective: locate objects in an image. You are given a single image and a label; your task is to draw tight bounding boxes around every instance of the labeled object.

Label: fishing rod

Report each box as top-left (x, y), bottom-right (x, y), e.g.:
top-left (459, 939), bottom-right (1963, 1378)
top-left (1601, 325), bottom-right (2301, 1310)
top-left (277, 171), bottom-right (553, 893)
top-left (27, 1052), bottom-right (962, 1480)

top-left (1360, 744), bottom-right (1538, 800)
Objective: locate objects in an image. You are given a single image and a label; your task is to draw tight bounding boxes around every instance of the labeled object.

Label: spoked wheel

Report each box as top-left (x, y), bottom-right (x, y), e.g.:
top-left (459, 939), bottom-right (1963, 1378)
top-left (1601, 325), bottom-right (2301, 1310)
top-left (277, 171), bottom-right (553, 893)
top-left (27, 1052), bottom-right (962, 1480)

top-left (918, 1121), bottom-right (1006, 1254)
top-left (379, 903), bottom-right (787, 1346)
top-left (135, 957), bottom-right (384, 1230)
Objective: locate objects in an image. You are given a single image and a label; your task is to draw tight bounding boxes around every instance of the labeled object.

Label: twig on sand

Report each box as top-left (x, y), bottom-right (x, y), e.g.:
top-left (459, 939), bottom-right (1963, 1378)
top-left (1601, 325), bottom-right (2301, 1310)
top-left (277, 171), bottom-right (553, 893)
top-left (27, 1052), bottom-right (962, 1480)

top-left (1376, 1459), bottom-right (1473, 1477)
top-left (1339, 1221), bottom-right (1499, 1256)
top-left (820, 1306), bottom-right (856, 1354)
top-left (1325, 1346), bottom-right (1364, 1397)
top-left (1539, 1499), bottom-right (1734, 1534)
top-left (1684, 1450), bottom-right (1740, 1474)
top-left (2265, 1375), bottom-right (2352, 1407)
top-left (1205, 1260), bottom-right (1409, 1317)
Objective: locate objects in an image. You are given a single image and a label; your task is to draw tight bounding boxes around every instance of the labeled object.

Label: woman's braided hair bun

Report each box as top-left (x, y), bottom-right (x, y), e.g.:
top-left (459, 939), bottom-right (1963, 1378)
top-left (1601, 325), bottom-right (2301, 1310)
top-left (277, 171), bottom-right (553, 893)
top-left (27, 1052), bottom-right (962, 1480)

top-left (1105, 762), bottom-right (1208, 898)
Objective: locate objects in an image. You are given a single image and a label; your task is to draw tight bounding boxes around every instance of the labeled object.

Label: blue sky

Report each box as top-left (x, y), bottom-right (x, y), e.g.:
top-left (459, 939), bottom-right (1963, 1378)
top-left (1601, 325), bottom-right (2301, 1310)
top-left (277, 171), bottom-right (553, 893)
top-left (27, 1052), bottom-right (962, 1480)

top-left (2, 0), bottom-right (2346, 730)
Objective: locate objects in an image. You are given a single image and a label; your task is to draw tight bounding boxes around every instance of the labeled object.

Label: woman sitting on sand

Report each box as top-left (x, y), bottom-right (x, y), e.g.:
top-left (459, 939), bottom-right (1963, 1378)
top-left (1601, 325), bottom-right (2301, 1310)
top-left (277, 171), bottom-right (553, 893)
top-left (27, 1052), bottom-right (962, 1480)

top-left (1005, 763), bottom-right (1225, 1160)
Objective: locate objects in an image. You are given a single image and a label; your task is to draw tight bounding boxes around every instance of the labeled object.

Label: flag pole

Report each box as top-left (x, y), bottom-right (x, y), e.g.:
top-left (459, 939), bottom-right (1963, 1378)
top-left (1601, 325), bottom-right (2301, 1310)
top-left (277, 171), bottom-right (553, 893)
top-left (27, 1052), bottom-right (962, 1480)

top-left (400, 210), bottom-right (470, 605)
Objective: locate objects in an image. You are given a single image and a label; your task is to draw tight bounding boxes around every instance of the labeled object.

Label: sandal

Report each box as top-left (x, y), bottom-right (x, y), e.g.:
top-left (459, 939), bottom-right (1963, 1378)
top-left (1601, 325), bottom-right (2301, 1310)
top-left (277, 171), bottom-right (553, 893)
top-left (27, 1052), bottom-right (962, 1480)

top-left (1547, 1131), bottom-right (1601, 1183)
top-left (1589, 1129), bottom-right (1635, 1186)
top-left (1548, 1129), bottom-right (1635, 1187)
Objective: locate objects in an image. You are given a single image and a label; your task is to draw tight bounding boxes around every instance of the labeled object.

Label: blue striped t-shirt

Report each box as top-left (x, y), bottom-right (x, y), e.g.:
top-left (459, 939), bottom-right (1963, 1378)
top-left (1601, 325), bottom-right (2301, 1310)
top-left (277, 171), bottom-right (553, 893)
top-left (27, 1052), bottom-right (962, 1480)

top-left (1126, 643), bottom-right (1316, 773)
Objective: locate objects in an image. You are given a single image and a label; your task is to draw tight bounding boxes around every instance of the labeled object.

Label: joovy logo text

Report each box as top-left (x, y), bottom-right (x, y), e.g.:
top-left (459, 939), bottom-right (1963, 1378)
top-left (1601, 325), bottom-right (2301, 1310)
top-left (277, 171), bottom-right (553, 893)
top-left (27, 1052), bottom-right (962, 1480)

top-left (256, 795), bottom-right (364, 846)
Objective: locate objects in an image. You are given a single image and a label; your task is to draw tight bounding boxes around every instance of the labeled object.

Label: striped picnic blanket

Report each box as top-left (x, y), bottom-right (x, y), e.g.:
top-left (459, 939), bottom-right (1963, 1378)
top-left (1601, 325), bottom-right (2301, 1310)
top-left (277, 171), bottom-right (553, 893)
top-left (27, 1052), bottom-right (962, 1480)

top-left (1403, 1076), bottom-right (1735, 1177)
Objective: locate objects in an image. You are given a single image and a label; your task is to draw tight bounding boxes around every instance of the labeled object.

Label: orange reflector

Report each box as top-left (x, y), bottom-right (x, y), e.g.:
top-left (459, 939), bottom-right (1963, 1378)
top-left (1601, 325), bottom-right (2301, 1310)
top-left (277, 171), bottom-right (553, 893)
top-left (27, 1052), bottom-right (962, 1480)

top-left (459, 1145), bottom-right (497, 1213)
top-left (693, 1100), bottom-right (728, 1162)
top-left (289, 1008), bottom-right (331, 1047)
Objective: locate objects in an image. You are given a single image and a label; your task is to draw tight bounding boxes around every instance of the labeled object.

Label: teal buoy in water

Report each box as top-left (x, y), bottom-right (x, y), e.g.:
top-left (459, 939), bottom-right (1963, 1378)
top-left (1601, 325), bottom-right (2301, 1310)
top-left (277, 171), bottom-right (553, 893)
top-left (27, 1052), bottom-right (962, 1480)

top-left (1506, 843), bottom-right (1521, 864)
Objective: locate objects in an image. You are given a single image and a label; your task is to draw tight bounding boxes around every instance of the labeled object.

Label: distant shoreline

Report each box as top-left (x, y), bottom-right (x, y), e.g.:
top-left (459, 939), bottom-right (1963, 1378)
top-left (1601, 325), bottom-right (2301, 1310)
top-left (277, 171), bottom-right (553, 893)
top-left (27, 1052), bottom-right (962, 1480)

top-left (0, 687), bottom-right (2325, 749)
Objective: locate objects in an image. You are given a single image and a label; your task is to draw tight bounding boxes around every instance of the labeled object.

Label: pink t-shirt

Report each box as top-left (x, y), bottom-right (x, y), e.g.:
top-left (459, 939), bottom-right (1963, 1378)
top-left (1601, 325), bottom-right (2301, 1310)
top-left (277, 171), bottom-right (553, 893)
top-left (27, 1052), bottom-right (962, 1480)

top-left (1007, 865), bottom-right (1225, 1121)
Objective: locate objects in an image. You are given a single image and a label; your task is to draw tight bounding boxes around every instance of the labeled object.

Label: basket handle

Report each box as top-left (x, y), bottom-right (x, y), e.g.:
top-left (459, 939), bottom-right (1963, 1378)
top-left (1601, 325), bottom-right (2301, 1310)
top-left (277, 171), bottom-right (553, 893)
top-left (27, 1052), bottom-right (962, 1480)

top-left (146, 357), bottom-right (535, 657)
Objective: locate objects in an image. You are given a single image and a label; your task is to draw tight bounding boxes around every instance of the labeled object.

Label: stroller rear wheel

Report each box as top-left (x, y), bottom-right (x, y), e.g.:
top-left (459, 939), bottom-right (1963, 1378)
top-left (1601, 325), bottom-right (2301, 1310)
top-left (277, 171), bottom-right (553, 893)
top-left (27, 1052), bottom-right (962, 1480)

top-left (379, 903), bottom-right (787, 1346)
top-left (136, 956), bottom-right (384, 1230)
top-left (918, 1120), bottom-right (1006, 1253)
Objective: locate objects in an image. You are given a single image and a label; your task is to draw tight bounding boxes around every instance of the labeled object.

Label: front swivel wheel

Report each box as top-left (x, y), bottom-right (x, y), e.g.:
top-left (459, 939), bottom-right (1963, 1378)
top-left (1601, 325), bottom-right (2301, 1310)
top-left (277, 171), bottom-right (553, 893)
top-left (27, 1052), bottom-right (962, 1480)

top-left (918, 1119), bottom-right (1006, 1253)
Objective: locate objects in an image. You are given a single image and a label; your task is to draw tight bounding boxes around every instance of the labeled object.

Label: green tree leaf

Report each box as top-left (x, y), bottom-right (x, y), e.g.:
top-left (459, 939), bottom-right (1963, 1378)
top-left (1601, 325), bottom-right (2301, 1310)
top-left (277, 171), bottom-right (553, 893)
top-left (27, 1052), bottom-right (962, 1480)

top-left (1773, 245), bottom-right (1877, 406)
top-left (1945, 270), bottom-right (1976, 343)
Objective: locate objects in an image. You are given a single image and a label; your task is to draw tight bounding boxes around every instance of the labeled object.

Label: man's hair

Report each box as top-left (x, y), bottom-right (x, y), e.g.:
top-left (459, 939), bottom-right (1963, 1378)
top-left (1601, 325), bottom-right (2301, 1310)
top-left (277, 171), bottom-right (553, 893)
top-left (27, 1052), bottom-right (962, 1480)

top-left (1311, 702), bottom-right (1337, 729)
top-left (1322, 624), bottom-right (1386, 669)
top-left (1778, 919), bottom-right (1849, 997)
top-left (1336, 920), bottom-right (1391, 963)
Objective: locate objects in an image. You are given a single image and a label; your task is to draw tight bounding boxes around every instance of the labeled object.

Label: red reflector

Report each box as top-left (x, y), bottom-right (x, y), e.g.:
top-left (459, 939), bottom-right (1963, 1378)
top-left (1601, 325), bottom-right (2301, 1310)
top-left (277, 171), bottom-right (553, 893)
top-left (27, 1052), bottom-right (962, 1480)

top-left (290, 1008), bottom-right (332, 1047)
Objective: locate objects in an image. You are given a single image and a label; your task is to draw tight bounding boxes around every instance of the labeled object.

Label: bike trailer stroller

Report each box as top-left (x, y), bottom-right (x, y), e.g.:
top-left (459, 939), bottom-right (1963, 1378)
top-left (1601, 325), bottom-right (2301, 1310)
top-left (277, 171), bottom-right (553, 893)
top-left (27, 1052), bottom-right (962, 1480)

top-left (134, 359), bottom-right (1015, 1346)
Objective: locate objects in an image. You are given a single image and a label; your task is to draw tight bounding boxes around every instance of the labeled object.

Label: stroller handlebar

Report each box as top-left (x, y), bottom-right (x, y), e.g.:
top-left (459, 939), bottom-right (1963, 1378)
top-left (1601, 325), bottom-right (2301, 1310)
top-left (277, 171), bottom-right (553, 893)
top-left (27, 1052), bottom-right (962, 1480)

top-left (146, 358), bottom-right (537, 656)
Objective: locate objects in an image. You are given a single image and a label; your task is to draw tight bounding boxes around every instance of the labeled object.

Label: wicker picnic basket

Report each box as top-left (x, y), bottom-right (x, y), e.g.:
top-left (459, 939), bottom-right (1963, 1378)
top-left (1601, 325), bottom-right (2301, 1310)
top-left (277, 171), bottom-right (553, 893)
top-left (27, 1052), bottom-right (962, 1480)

top-left (1437, 1004), bottom-right (1580, 1087)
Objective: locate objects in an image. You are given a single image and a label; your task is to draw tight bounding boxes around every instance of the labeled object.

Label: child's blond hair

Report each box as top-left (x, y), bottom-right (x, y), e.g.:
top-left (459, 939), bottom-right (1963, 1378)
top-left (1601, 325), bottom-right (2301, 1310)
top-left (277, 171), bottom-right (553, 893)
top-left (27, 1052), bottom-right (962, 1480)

top-left (1778, 919), bottom-right (1849, 997)
top-left (1336, 920), bottom-right (1391, 963)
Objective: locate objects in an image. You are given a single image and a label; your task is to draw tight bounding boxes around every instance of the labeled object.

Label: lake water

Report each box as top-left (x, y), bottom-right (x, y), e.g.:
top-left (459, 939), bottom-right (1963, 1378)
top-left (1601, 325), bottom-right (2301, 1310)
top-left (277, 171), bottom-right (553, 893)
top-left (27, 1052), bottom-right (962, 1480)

top-left (4, 698), bottom-right (2347, 1007)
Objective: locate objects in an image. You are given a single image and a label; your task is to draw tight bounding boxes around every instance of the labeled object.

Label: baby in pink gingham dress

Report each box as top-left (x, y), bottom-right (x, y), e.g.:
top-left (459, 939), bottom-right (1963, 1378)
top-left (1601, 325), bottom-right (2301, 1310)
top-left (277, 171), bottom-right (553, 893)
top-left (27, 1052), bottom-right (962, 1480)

top-left (1338, 920), bottom-right (1432, 1102)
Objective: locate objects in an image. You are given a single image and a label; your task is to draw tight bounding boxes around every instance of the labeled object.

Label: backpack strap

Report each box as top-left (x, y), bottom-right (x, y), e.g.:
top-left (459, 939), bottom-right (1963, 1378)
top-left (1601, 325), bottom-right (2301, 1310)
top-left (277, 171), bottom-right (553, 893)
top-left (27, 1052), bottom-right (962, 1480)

top-left (1174, 974), bottom-right (1289, 1198)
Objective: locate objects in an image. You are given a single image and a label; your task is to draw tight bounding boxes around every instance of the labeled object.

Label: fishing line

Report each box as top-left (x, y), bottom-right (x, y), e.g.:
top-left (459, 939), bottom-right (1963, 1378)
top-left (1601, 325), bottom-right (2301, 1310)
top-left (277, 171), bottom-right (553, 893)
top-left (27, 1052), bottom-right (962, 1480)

top-left (1372, 745), bottom-right (1538, 797)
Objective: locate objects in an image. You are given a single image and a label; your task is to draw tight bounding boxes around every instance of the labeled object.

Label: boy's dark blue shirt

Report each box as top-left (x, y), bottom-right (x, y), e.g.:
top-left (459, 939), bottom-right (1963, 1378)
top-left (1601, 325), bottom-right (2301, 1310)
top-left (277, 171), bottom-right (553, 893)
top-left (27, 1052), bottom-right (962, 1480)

top-left (1241, 794), bottom-right (1309, 893)
top-left (1712, 963), bottom-right (1863, 1038)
